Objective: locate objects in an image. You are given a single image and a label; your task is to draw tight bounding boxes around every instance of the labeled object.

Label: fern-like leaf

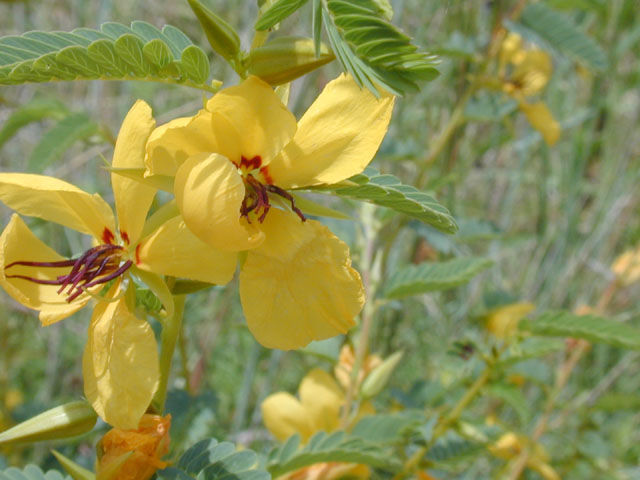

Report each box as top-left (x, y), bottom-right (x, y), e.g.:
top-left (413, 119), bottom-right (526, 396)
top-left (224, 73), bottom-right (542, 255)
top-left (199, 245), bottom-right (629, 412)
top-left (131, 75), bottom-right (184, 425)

top-left (0, 22), bottom-right (213, 90)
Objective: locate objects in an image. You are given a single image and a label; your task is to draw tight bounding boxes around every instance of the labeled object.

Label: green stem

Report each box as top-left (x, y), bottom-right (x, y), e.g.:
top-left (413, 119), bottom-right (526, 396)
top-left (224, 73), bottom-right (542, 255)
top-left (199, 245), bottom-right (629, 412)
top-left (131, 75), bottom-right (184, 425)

top-left (153, 294), bottom-right (186, 412)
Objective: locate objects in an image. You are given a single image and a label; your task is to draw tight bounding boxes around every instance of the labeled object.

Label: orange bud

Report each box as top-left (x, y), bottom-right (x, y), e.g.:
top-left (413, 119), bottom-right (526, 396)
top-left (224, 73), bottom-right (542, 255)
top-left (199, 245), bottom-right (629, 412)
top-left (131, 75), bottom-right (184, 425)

top-left (97, 414), bottom-right (171, 480)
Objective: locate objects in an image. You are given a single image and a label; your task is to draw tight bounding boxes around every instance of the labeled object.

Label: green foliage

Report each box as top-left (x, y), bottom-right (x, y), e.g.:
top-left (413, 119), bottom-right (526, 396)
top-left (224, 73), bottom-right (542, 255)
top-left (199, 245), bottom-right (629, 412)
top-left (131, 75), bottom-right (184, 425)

top-left (383, 257), bottom-right (492, 299)
top-left (426, 432), bottom-right (485, 465)
top-left (157, 439), bottom-right (269, 480)
top-left (316, 167), bottom-right (457, 233)
top-left (350, 411), bottom-right (426, 444)
top-left (0, 99), bottom-right (68, 148)
top-left (267, 431), bottom-right (400, 477)
top-left (487, 384), bottom-right (531, 425)
top-left (27, 113), bottom-right (101, 171)
top-left (0, 465), bottom-right (69, 480)
top-left (0, 22), bottom-right (212, 89)
top-left (320, 0), bottom-right (439, 96)
top-left (506, 2), bottom-right (607, 71)
top-left (520, 311), bottom-right (640, 350)
top-left (256, 0), bottom-right (310, 30)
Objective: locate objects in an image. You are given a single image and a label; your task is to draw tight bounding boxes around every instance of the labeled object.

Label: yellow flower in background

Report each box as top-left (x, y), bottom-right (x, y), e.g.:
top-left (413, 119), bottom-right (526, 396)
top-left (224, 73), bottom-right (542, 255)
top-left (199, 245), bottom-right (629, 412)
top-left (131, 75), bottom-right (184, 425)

top-left (484, 302), bottom-right (535, 339)
top-left (97, 414), bottom-right (171, 480)
top-left (489, 432), bottom-right (560, 480)
top-left (612, 245), bottom-right (640, 286)
top-left (0, 101), bottom-right (237, 428)
top-left (144, 74), bottom-right (394, 349)
top-left (498, 32), bottom-right (560, 146)
top-left (261, 369), bottom-right (371, 480)
top-left (333, 344), bottom-right (382, 392)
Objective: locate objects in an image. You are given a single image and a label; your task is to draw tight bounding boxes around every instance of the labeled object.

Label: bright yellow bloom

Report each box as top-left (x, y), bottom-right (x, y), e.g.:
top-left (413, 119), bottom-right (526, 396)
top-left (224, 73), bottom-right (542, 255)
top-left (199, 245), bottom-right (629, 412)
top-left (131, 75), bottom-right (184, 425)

top-left (0, 101), bottom-right (237, 427)
top-left (484, 302), bottom-right (535, 339)
top-left (612, 245), bottom-right (640, 286)
top-left (498, 32), bottom-right (560, 146)
top-left (490, 432), bottom-right (560, 480)
top-left (97, 414), bottom-right (171, 480)
top-left (261, 369), bottom-right (371, 480)
top-left (145, 74), bottom-right (394, 349)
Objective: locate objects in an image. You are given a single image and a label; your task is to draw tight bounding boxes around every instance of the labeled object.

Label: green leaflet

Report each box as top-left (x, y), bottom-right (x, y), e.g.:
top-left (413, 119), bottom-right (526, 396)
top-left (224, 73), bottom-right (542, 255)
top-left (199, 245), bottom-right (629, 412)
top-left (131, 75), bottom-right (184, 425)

top-left (0, 22), bottom-right (213, 90)
top-left (28, 113), bottom-right (101, 171)
top-left (321, 0), bottom-right (439, 96)
top-left (505, 3), bottom-right (607, 71)
top-left (520, 311), bottom-right (640, 350)
top-left (156, 438), bottom-right (269, 480)
top-left (487, 383), bottom-right (531, 426)
top-left (351, 411), bottom-right (427, 444)
top-left (0, 465), bottom-right (70, 480)
top-left (267, 431), bottom-right (400, 477)
top-left (383, 257), bottom-right (492, 299)
top-left (256, 0), bottom-right (310, 30)
top-left (314, 167), bottom-right (457, 233)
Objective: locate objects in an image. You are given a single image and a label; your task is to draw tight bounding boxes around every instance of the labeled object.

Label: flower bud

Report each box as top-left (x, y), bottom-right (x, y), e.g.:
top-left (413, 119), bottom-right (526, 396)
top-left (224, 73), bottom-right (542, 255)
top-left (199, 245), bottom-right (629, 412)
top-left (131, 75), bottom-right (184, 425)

top-left (360, 351), bottom-right (403, 400)
top-left (485, 302), bottom-right (535, 339)
top-left (96, 414), bottom-right (171, 480)
top-left (187, 0), bottom-right (241, 63)
top-left (0, 400), bottom-right (97, 445)
top-left (247, 36), bottom-right (334, 86)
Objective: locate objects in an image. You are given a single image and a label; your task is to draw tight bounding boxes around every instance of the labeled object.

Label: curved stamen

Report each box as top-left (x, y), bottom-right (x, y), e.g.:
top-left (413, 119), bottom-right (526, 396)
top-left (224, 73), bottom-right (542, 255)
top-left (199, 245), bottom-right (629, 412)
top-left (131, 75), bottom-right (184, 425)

top-left (4, 244), bottom-right (131, 303)
top-left (240, 174), bottom-right (306, 223)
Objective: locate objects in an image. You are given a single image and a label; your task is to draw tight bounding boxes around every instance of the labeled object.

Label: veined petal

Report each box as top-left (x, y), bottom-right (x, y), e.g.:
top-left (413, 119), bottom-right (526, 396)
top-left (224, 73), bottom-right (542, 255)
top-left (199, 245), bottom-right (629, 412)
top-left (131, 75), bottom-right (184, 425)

top-left (145, 109), bottom-right (217, 177)
top-left (82, 284), bottom-right (159, 429)
top-left (0, 215), bottom-right (90, 325)
top-left (261, 392), bottom-right (314, 443)
top-left (206, 76), bottom-right (296, 166)
top-left (518, 101), bottom-right (561, 146)
top-left (268, 74), bottom-right (394, 189)
top-left (239, 209), bottom-right (363, 350)
top-left (112, 100), bottom-right (157, 247)
top-left (0, 173), bottom-right (116, 241)
top-left (174, 153), bottom-right (264, 252)
top-left (135, 215), bottom-right (238, 285)
top-left (299, 369), bottom-right (343, 434)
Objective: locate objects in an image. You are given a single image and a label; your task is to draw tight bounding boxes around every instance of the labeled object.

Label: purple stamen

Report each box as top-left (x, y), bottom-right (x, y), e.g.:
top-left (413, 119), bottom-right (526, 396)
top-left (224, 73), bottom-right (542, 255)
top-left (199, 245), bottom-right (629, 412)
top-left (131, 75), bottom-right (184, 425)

top-left (239, 173), bottom-right (306, 224)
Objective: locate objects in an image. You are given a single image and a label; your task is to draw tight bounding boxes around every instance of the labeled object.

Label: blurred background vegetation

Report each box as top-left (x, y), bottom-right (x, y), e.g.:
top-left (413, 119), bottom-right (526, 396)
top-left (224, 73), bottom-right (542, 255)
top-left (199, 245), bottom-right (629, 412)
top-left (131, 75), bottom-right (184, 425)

top-left (0, 0), bottom-right (639, 478)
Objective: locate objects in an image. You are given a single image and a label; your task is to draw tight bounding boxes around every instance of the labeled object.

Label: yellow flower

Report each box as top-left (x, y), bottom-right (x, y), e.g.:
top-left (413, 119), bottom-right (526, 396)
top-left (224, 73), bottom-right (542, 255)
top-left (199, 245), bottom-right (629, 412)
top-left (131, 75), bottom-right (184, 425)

top-left (261, 369), bottom-right (371, 480)
top-left (333, 344), bottom-right (382, 392)
top-left (612, 245), bottom-right (640, 286)
top-left (484, 302), bottom-right (535, 339)
top-left (145, 74), bottom-right (394, 349)
top-left (97, 414), bottom-right (171, 480)
top-left (0, 101), bottom-right (237, 428)
top-left (498, 33), bottom-right (560, 146)
top-left (489, 432), bottom-right (560, 480)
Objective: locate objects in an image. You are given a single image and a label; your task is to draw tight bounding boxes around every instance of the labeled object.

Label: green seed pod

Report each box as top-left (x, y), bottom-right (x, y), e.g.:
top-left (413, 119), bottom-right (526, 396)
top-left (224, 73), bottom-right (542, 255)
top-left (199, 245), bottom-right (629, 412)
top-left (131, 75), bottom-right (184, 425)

top-left (187, 0), bottom-right (241, 63)
top-left (51, 450), bottom-right (96, 480)
top-left (0, 400), bottom-right (97, 445)
top-left (360, 351), bottom-right (404, 400)
top-left (247, 36), bottom-right (334, 85)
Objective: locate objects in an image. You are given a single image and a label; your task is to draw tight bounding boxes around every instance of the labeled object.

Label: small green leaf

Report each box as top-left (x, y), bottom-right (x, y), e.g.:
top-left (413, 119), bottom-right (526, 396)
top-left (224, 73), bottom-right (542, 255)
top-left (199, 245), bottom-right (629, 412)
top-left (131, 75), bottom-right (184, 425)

top-left (487, 384), bottom-right (531, 425)
top-left (351, 411), bottom-right (426, 444)
top-left (142, 38), bottom-right (173, 69)
top-left (255, 0), bottom-right (310, 31)
top-left (114, 34), bottom-right (150, 75)
top-left (520, 311), bottom-right (640, 350)
top-left (28, 113), bottom-right (100, 171)
top-left (180, 45), bottom-right (210, 84)
top-left (0, 465), bottom-right (70, 480)
top-left (384, 257), bottom-right (492, 299)
top-left (316, 168), bottom-right (457, 233)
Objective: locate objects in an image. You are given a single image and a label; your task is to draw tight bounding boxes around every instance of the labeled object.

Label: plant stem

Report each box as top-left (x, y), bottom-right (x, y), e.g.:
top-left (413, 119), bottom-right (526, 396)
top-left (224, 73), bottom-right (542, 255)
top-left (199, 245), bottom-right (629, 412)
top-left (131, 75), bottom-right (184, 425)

top-left (153, 294), bottom-right (186, 413)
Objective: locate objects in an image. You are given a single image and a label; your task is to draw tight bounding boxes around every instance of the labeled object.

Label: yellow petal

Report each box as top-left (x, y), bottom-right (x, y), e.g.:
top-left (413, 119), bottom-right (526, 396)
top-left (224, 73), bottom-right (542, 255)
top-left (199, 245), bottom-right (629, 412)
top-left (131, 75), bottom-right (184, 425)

top-left (174, 153), bottom-right (264, 251)
top-left (82, 286), bottom-right (159, 429)
top-left (499, 33), bottom-right (523, 68)
top-left (145, 109), bottom-right (217, 177)
top-left (135, 215), bottom-right (238, 285)
top-left (519, 101), bottom-right (561, 146)
top-left (206, 75), bottom-right (297, 166)
top-left (299, 369), bottom-right (343, 434)
top-left (112, 100), bottom-right (157, 247)
top-left (261, 392), bottom-right (315, 443)
top-left (239, 209), bottom-right (363, 349)
top-left (0, 173), bottom-right (116, 241)
top-left (513, 50), bottom-right (552, 96)
top-left (611, 246), bottom-right (640, 286)
top-left (0, 215), bottom-right (90, 325)
top-left (267, 74), bottom-right (394, 188)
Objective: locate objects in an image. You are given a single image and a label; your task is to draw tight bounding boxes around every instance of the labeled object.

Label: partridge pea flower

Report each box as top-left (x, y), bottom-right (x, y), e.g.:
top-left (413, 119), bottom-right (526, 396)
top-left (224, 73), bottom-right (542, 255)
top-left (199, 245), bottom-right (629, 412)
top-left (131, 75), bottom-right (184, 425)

top-left (261, 369), bottom-right (371, 480)
top-left (145, 74), bottom-right (394, 349)
top-left (0, 101), bottom-right (236, 428)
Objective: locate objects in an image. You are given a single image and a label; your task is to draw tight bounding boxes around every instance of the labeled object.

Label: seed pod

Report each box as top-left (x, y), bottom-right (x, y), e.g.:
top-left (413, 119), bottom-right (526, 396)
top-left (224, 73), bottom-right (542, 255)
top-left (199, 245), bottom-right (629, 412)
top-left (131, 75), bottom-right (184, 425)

top-left (187, 0), bottom-right (241, 63)
top-left (0, 400), bottom-right (97, 445)
top-left (247, 36), bottom-right (334, 86)
top-left (360, 351), bottom-right (403, 400)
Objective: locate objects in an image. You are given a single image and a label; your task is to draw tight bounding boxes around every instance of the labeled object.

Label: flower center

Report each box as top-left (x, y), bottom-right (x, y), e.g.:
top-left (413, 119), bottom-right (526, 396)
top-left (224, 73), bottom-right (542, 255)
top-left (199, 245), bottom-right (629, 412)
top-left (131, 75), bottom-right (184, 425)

top-left (235, 155), bottom-right (305, 224)
top-left (4, 244), bottom-right (132, 302)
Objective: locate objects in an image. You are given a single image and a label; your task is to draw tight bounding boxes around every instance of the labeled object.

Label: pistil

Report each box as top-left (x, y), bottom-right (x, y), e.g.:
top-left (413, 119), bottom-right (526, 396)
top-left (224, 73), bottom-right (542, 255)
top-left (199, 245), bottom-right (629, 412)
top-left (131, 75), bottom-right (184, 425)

top-left (5, 244), bottom-right (132, 302)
